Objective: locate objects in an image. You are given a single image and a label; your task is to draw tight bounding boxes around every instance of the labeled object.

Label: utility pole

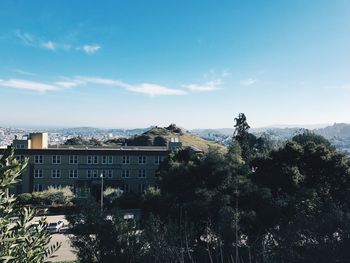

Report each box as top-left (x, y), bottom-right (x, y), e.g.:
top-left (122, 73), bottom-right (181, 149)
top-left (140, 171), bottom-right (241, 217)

top-left (100, 173), bottom-right (104, 213)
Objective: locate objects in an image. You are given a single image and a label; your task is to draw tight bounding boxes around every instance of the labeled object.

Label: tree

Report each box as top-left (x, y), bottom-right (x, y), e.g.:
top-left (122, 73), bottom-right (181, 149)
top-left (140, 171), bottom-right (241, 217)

top-left (0, 148), bottom-right (60, 263)
top-left (251, 131), bottom-right (350, 262)
top-left (68, 199), bottom-right (142, 263)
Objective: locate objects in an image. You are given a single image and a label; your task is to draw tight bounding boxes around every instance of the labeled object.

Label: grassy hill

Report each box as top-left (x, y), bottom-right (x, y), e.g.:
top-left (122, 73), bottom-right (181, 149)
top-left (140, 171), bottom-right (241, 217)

top-left (105, 124), bottom-right (227, 152)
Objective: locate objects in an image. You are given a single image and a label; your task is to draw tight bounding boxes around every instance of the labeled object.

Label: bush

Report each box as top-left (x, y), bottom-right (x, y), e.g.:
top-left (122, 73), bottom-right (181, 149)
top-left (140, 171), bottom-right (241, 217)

top-left (23, 186), bottom-right (75, 206)
top-left (17, 192), bottom-right (32, 205)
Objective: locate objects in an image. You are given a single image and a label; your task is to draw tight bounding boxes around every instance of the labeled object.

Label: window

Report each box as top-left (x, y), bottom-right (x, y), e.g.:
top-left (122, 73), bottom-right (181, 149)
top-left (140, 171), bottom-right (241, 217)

top-left (138, 169), bottom-right (146, 178)
top-left (108, 170), bottom-right (113, 178)
top-left (122, 156), bottom-right (130, 164)
top-left (155, 156), bottom-right (163, 165)
top-left (102, 156), bottom-right (107, 164)
top-left (51, 184), bottom-right (61, 189)
top-left (122, 184), bottom-right (130, 193)
top-left (101, 170), bottom-right (106, 178)
top-left (16, 155), bottom-right (25, 162)
top-left (69, 169), bottom-right (78, 178)
top-left (93, 156), bottom-right (98, 164)
top-left (51, 169), bottom-right (61, 178)
top-left (87, 170), bottom-right (92, 178)
top-left (93, 170), bottom-right (98, 178)
top-left (34, 155), bottom-right (43, 164)
top-left (138, 156), bottom-right (147, 164)
top-left (16, 144), bottom-right (25, 149)
top-left (34, 169), bottom-right (43, 178)
top-left (33, 184), bottom-right (43, 192)
top-left (121, 170), bottom-right (130, 178)
top-left (69, 155), bottom-right (78, 164)
top-left (138, 183), bottom-right (146, 193)
top-left (52, 155), bottom-right (61, 164)
top-left (87, 156), bottom-right (93, 164)
top-left (108, 156), bottom-right (113, 164)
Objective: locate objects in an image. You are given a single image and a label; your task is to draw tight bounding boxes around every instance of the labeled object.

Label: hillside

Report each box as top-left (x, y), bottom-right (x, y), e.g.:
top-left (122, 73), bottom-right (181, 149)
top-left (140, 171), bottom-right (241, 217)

top-left (105, 124), bottom-right (227, 152)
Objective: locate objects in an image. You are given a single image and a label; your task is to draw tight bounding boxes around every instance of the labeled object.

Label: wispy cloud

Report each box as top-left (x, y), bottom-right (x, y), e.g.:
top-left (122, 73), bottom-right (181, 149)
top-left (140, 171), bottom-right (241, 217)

top-left (80, 45), bottom-right (101, 54)
top-left (0, 76), bottom-right (187, 96)
top-left (183, 79), bottom-right (222, 92)
top-left (13, 30), bottom-right (101, 55)
top-left (13, 69), bottom-right (37, 76)
top-left (0, 79), bottom-right (58, 92)
top-left (240, 78), bottom-right (257, 86)
top-left (41, 41), bottom-right (56, 50)
top-left (14, 30), bottom-right (35, 46)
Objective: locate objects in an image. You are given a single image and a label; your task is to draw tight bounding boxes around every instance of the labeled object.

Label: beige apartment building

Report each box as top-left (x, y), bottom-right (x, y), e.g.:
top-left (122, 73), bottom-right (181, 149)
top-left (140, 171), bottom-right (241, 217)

top-left (8, 133), bottom-right (183, 198)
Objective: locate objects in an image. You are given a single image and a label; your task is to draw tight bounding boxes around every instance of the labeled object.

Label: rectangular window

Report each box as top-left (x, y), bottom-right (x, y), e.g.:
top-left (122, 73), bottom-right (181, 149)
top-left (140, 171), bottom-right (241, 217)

top-left (123, 184), bottom-right (130, 193)
top-left (16, 155), bottom-right (25, 162)
top-left (34, 169), bottom-right (43, 178)
top-left (87, 170), bottom-right (92, 178)
top-left (121, 169), bottom-right (130, 178)
top-left (69, 155), bottom-right (78, 164)
top-left (51, 169), bottom-right (61, 178)
top-left (87, 156), bottom-right (93, 164)
top-left (138, 183), bottom-right (146, 193)
top-left (122, 156), bottom-right (130, 164)
top-left (69, 169), bottom-right (78, 178)
top-left (108, 156), bottom-right (113, 164)
top-left (52, 155), bottom-right (61, 164)
top-left (102, 156), bottom-right (107, 164)
top-left (93, 156), bottom-right (98, 164)
top-left (108, 170), bottom-right (113, 178)
top-left (138, 169), bottom-right (146, 178)
top-left (33, 184), bottom-right (43, 192)
top-left (138, 156), bottom-right (147, 164)
top-left (101, 170), bottom-right (106, 178)
top-left (51, 184), bottom-right (61, 189)
top-left (34, 155), bottom-right (43, 164)
top-left (93, 170), bottom-right (98, 178)
top-left (155, 156), bottom-right (163, 165)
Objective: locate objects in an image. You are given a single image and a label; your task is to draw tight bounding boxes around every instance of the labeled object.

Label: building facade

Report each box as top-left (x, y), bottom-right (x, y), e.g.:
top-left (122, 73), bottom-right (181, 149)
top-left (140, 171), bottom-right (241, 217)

top-left (8, 133), bottom-right (180, 198)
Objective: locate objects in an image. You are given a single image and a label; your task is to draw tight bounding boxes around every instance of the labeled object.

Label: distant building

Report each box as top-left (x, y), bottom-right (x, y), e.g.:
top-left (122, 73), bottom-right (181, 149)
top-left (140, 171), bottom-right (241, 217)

top-left (4, 133), bottom-right (184, 198)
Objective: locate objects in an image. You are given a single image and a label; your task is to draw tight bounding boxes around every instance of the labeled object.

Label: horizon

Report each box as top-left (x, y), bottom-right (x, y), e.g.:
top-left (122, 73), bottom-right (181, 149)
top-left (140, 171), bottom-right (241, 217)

top-left (0, 122), bottom-right (339, 131)
top-left (1, 1), bottom-right (350, 128)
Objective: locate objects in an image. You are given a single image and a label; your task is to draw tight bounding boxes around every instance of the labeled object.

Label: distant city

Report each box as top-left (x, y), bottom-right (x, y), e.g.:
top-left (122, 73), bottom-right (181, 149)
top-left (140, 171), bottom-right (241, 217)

top-left (2, 123), bottom-right (350, 155)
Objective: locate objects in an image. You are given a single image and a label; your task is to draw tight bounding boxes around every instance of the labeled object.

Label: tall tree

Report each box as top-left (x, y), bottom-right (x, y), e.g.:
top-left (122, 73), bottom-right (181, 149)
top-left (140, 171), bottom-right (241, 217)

top-left (0, 148), bottom-right (60, 263)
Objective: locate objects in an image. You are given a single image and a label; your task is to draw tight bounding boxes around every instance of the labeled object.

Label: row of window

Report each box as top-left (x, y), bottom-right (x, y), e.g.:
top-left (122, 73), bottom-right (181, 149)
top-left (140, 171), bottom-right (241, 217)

top-left (33, 169), bottom-right (149, 179)
top-left (33, 183), bottom-right (148, 193)
top-left (30, 155), bottom-right (164, 165)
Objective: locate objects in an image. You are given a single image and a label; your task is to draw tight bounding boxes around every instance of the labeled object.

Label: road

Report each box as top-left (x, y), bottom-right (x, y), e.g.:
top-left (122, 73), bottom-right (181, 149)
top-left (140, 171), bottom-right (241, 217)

top-left (34, 214), bottom-right (77, 262)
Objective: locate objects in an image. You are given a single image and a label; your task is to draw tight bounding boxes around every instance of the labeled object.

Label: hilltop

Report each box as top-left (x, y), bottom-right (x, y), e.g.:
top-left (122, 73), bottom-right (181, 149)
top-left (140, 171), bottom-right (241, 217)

top-left (105, 124), bottom-right (227, 152)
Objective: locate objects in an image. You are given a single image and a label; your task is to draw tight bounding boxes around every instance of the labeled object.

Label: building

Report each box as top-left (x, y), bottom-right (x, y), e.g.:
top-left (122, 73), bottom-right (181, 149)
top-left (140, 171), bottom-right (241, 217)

top-left (6, 133), bottom-right (182, 198)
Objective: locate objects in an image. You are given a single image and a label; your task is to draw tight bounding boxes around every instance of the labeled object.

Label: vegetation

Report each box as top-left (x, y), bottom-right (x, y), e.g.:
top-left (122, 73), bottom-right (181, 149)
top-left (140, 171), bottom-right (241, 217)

top-left (0, 148), bottom-right (60, 262)
top-left (67, 113), bottom-right (350, 262)
top-left (17, 186), bottom-right (74, 206)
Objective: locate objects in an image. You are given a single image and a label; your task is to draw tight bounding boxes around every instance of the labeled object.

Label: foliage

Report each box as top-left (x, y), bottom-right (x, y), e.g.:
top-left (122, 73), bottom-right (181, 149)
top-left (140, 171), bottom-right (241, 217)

top-left (0, 148), bottom-right (60, 263)
top-left (67, 199), bottom-right (142, 263)
top-left (103, 187), bottom-right (123, 204)
top-left (21, 186), bottom-right (74, 206)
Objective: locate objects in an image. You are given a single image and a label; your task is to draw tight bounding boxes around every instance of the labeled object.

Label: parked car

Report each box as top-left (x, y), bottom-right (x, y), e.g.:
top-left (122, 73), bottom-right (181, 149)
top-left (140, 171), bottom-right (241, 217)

top-left (47, 221), bottom-right (64, 233)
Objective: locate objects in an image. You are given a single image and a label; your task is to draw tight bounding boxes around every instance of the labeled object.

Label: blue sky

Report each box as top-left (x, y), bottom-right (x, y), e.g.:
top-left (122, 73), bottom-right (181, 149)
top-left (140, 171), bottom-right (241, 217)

top-left (1, 0), bottom-right (350, 129)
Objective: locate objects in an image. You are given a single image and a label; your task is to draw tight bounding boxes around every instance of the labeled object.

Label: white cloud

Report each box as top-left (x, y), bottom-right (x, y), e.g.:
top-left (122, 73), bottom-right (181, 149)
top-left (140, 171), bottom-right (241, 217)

top-left (13, 69), bottom-right (36, 76)
top-left (0, 79), bottom-right (58, 92)
top-left (41, 41), bottom-right (56, 50)
top-left (240, 78), bottom-right (257, 86)
top-left (127, 83), bottom-right (187, 96)
top-left (14, 30), bottom-right (35, 46)
top-left (183, 79), bottom-right (223, 92)
top-left (73, 76), bottom-right (186, 96)
top-left (80, 45), bottom-right (101, 54)
top-left (14, 30), bottom-right (101, 55)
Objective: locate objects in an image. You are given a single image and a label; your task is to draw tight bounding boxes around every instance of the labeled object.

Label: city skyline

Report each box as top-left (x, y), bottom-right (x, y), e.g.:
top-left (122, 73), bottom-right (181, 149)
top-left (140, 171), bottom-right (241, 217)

top-left (1, 0), bottom-right (350, 129)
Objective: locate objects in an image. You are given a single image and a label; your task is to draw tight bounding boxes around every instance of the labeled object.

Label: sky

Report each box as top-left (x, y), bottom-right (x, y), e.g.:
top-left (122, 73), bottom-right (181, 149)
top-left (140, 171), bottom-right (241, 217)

top-left (1, 0), bottom-right (350, 129)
